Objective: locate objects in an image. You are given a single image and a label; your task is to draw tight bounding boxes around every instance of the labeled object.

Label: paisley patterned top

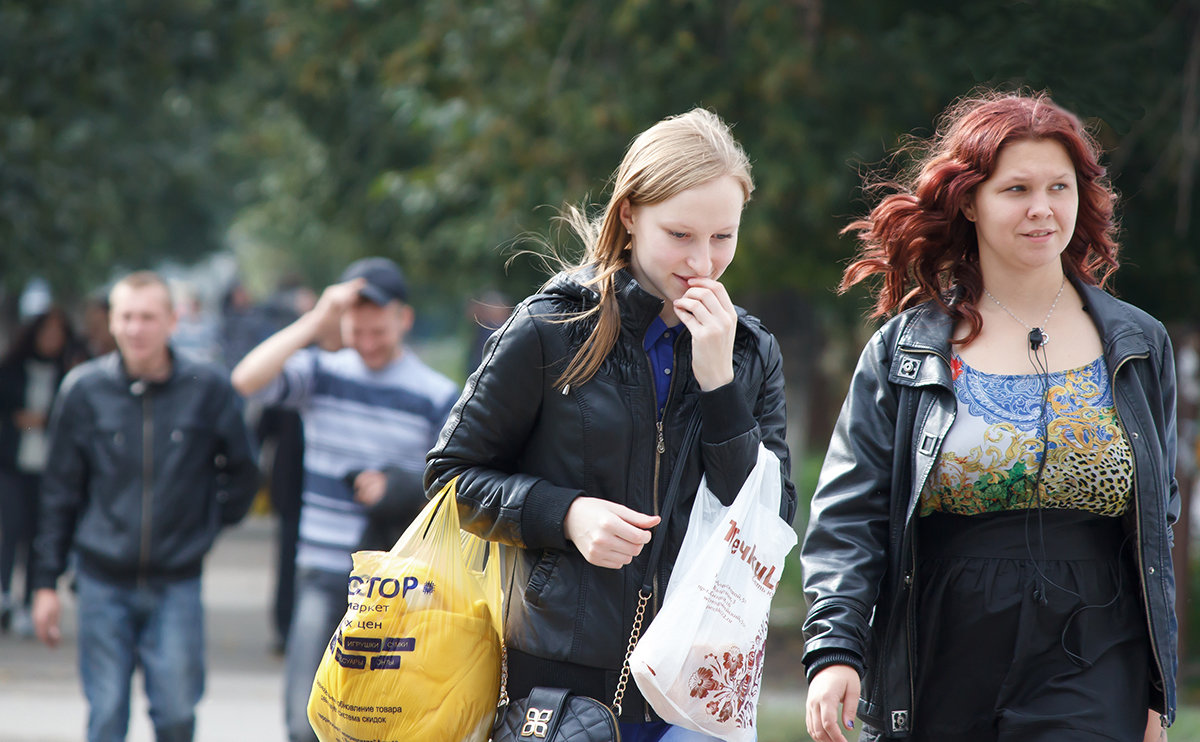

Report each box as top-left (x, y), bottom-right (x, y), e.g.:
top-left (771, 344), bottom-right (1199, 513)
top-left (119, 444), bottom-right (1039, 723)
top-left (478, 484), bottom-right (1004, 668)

top-left (919, 355), bottom-right (1133, 517)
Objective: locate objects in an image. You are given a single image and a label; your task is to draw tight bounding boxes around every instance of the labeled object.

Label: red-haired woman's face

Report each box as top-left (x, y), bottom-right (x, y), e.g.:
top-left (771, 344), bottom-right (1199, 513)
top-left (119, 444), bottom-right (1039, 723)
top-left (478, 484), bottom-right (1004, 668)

top-left (964, 138), bottom-right (1078, 277)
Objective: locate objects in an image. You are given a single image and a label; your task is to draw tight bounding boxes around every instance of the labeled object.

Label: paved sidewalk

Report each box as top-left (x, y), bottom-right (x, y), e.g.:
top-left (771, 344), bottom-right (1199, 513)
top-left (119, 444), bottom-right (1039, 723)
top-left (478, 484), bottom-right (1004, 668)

top-left (0, 516), bottom-right (288, 742)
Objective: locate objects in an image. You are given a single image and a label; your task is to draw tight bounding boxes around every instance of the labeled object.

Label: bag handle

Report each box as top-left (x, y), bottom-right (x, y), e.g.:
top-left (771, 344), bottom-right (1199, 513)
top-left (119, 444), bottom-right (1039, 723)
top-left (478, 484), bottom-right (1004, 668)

top-left (613, 405), bottom-right (703, 716)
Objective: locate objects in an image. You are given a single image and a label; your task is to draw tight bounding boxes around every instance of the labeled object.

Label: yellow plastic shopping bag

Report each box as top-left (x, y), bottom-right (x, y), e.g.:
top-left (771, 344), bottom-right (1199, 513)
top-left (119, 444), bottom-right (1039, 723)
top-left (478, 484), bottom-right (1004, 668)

top-left (307, 479), bottom-right (503, 742)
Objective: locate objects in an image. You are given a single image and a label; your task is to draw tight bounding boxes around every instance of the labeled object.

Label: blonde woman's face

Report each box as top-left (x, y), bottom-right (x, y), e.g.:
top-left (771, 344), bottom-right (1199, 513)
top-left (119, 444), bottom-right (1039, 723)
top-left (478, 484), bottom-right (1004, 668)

top-left (620, 175), bottom-right (744, 325)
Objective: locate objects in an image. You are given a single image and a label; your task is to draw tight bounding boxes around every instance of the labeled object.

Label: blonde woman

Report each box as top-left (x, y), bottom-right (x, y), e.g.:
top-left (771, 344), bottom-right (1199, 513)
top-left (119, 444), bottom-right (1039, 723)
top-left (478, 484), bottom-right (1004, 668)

top-left (426, 108), bottom-right (796, 741)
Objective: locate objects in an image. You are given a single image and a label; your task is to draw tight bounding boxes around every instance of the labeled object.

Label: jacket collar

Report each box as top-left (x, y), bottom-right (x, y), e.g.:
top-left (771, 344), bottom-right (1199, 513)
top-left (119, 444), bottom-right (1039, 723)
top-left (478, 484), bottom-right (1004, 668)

top-left (1071, 276), bottom-right (1156, 365)
top-left (891, 301), bottom-right (955, 388)
top-left (611, 269), bottom-right (668, 335)
top-left (545, 265), bottom-right (671, 335)
top-left (545, 264), bottom-right (756, 341)
top-left (104, 346), bottom-right (183, 390)
top-left (889, 274), bottom-right (1153, 388)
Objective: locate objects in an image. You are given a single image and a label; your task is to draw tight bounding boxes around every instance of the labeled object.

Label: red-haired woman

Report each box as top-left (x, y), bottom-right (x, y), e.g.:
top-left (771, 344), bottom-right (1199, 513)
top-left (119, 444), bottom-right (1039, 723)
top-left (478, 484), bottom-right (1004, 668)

top-left (801, 91), bottom-right (1177, 742)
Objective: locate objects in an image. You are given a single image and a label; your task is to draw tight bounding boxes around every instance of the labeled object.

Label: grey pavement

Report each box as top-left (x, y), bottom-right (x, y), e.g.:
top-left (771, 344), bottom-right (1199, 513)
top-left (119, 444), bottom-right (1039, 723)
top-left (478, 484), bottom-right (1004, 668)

top-left (0, 515), bottom-right (288, 742)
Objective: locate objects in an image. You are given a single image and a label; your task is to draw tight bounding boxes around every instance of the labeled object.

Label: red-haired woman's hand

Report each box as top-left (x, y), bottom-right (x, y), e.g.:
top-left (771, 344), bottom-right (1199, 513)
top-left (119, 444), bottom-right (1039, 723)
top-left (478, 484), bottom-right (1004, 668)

top-left (1144, 710), bottom-right (1167, 742)
top-left (806, 664), bottom-right (860, 742)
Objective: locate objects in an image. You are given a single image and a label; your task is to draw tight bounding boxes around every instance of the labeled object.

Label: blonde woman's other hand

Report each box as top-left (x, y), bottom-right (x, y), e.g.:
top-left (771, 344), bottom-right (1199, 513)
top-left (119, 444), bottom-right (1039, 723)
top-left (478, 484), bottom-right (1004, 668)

top-left (564, 497), bottom-right (660, 569)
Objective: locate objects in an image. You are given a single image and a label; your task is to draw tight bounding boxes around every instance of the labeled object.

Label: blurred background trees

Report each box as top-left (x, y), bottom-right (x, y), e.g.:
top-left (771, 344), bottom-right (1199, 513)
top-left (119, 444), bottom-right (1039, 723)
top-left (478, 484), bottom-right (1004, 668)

top-left (4, 0), bottom-right (1195, 419)
top-left (6, 1), bottom-right (1195, 316)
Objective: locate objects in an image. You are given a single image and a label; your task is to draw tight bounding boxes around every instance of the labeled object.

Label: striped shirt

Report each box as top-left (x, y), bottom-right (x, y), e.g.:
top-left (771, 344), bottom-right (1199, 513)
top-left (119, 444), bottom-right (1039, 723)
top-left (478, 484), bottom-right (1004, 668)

top-left (258, 347), bottom-right (459, 574)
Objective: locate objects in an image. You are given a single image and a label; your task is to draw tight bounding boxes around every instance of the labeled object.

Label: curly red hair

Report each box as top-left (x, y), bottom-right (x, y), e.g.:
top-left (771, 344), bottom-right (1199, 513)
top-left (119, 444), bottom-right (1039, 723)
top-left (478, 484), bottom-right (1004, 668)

top-left (841, 90), bottom-right (1119, 344)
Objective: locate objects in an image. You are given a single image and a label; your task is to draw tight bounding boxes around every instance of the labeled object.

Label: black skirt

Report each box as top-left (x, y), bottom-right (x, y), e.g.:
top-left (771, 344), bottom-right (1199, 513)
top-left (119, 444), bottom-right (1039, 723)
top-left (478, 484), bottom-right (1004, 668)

top-left (909, 509), bottom-right (1150, 742)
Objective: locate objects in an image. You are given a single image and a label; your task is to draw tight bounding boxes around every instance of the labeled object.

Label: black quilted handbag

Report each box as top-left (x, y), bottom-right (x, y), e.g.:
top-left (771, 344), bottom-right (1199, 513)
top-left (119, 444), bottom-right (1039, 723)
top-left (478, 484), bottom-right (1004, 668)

top-left (492, 686), bottom-right (620, 742)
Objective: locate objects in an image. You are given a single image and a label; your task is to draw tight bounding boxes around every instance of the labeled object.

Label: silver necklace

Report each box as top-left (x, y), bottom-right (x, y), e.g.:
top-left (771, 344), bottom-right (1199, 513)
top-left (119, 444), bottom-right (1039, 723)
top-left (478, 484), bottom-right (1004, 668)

top-left (983, 277), bottom-right (1065, 351)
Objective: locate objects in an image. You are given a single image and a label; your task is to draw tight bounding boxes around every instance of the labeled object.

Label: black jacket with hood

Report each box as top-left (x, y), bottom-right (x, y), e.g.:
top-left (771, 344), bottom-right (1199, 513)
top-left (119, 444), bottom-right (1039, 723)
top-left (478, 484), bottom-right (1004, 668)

top-left (800, 278), bottom-right (1179, 737)
top-left (425, 268), bottom-right (797, 723)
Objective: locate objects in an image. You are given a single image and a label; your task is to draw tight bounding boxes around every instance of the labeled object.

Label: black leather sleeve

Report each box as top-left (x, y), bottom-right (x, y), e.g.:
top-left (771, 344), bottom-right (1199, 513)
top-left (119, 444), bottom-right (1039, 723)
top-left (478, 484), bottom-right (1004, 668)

top-left (800, 327), bottom-right (898, 668)
top-left (424, 302), bottom-right (582, 550)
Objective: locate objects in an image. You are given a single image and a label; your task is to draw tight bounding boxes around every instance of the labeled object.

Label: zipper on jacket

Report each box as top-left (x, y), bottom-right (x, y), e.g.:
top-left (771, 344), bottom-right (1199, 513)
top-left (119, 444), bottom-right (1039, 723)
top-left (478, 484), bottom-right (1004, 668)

top-left (650, 340), bottom-right (684, 611)
top-left (138, 391), bottom-right (154, 588)
top-left (645, 422), bottom-right (663, 724)
top-left (642, 340), bottom-right (680, 722)
top-left (1110, 352), bottom-right (1171, 720)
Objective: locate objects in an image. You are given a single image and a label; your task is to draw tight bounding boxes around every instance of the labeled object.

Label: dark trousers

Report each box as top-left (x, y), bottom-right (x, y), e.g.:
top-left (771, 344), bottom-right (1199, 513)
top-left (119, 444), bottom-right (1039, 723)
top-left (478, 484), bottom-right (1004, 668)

top-left (0, 470), bottom-right (39, 605)
top-left (259, 407), bottom-right (304, 646)
top-left (906, 511), bottom-right (1150, 742)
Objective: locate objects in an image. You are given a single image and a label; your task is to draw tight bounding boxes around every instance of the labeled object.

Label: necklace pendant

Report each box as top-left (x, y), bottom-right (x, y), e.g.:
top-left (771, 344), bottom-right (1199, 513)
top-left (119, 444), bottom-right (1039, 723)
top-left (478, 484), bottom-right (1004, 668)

top-left (1029, 327), bottom-right (1048, 350)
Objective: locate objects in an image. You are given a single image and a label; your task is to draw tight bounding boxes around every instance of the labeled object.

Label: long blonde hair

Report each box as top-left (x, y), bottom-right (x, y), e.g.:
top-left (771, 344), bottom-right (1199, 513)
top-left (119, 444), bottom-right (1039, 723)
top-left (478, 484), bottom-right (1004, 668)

top-left (553, 107), bottom-right (753, 390)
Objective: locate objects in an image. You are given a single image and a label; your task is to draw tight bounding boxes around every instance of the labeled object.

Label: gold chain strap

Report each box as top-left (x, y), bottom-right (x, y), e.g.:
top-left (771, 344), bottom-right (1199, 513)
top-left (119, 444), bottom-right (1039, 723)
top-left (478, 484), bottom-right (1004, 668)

top-left (612, 589), bottom-right (651, 717)
top-left (498, 642), bottom-right (510, 707)
top-left (496, 590), bottom-right (649, 718)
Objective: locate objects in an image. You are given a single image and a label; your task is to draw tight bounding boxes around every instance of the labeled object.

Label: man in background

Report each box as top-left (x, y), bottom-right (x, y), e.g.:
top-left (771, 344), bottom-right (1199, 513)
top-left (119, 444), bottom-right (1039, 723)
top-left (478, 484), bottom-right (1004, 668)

top-left (231, 256), bottom-right (459, 742)
top-left (32, 270), bottom-right (258, 742)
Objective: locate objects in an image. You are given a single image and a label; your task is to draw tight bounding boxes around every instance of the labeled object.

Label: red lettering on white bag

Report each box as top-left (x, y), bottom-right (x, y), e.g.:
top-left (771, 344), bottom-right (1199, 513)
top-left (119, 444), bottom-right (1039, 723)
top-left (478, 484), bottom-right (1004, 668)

top-left (722, 520), bottom-right (778, 592)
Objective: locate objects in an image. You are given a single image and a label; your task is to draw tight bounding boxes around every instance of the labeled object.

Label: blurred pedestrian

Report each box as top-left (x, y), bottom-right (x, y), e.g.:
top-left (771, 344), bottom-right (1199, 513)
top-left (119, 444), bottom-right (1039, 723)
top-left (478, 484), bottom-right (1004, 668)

top-left (231, 257), bottom-right (459, 742)
top-left (81, 295), bottom-right (116, 359)
top-left (220, 281), bottom-right (272, 373)
top-left (256, 279), bottom-right (318, 654)
top-left (170, 281), bottom-right (222, 365)
top-left (0, 306), bottom-right (77, 636)
top-left (31, 271), bottom-right (259, 742)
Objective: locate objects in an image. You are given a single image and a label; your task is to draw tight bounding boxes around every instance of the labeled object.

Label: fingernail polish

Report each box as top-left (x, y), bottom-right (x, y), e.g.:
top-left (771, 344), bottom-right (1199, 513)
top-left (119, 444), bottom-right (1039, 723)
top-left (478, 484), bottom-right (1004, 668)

top-left (847, 720), bottom-right (854, 729)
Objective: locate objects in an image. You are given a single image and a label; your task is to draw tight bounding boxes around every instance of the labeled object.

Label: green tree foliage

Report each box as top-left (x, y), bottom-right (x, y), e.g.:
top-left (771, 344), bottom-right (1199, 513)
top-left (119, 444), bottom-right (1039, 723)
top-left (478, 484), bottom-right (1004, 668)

top-left (3, 1), bottom-right (1196, 328)
top-left (242, 0), bottom-right (1197, 325)
top-left (0, 0), bottom-right (267, 296)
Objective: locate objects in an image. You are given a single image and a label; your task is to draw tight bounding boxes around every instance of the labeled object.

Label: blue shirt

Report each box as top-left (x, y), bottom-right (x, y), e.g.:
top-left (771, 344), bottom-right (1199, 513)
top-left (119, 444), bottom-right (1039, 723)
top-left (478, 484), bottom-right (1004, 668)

top-left (642, 316), bottom-right (680, 420)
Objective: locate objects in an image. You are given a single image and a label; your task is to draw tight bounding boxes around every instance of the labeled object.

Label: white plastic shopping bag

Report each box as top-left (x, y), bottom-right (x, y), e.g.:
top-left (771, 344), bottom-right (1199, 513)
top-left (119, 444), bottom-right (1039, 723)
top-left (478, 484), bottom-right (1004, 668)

top-left (630, 444), bottom-right (797, 742)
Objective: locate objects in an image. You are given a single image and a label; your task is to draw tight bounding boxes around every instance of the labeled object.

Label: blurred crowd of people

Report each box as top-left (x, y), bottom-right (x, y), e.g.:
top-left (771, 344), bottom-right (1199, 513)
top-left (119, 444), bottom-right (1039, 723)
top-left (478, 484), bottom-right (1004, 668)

top-left (0, 265), bottom-right (511, 742)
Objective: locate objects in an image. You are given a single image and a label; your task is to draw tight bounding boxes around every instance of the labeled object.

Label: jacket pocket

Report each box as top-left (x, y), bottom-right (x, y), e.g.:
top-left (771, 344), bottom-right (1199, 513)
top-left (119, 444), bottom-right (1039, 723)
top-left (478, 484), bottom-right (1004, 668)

top-left (523, 550), bottom-right (560, 607)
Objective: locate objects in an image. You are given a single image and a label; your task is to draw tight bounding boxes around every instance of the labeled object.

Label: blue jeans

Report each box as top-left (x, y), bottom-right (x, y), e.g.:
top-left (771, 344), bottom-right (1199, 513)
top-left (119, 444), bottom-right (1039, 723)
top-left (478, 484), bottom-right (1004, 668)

top-left (76, 572), bottom-right (205, 742)
top-left (284, 568), bottom-right (348, 742)
top-left (620, 722), bottom-right (726, 741)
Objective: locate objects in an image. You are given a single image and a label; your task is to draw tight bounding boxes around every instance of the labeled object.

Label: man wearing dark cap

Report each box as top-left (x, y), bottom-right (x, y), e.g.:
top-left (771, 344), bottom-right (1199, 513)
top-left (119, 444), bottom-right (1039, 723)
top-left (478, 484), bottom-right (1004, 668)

top-left (231, 257), bottom-right (459, 742)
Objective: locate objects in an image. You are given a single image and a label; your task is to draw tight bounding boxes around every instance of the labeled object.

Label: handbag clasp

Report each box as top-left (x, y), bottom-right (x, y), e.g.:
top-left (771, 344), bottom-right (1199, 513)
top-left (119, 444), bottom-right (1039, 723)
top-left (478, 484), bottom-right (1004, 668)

top-left (520, 707), bottom-right (554, 738)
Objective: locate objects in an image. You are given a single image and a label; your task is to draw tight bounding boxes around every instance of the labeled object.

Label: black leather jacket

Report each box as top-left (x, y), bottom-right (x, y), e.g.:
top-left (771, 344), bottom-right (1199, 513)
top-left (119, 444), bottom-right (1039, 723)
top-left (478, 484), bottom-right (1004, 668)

top-left (426, 268), bottom-right (796, 722)
top-left (33, 350), bottom-right (259, 590)
top-left (800, 279), bottom-right (1179, 736)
